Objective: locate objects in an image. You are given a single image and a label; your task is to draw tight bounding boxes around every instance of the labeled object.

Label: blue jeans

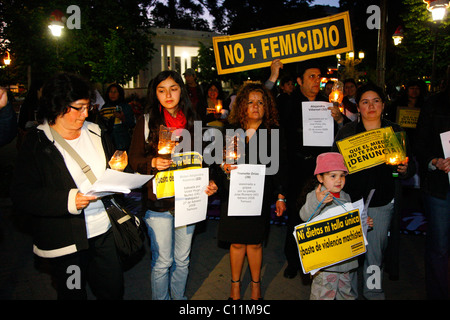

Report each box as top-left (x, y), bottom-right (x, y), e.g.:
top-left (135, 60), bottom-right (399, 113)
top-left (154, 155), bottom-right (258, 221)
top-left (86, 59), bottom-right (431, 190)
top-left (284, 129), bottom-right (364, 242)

top-left (144, 209), bottom-right (195, 300)
top-left (363, 201), bottom-right (394, 300)
top-left (423, 191), bottom-right (450, 299)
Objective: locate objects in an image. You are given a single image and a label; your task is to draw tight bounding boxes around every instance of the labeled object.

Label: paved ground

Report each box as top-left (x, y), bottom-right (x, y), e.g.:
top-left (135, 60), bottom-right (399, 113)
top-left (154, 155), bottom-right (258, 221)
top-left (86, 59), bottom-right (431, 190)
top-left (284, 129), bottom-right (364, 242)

top-left (0, 137), bottom-right (438, 307)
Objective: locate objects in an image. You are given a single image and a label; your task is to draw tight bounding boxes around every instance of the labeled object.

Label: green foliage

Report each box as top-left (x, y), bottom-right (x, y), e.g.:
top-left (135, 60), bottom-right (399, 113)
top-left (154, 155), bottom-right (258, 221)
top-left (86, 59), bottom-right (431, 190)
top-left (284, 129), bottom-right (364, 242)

top-left (0, 0), bottom-right (155, 85)
top-left (396, 0), bottom-right (449, 83)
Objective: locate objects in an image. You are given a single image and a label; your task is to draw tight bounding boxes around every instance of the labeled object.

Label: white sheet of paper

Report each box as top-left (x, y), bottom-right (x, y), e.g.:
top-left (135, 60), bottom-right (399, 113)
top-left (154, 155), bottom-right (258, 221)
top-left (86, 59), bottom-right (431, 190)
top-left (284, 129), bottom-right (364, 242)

top-left (174, 168), bottom-right (209, 228)
top-left (227, 164), bottom-right (265, 216)
top-left (85, 169), bottom-right (153, 197)
top-left (440, 130), bottom-right (450, 183)
top-left (302, 101), bottom-right (334, 147)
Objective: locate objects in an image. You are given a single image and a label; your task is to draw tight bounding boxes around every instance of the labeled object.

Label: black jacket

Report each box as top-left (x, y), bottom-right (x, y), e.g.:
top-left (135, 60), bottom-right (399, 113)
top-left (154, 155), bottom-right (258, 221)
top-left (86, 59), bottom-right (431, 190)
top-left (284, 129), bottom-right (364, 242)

top-left (332, 119), bottom-right (415, 207)
top-left (415, 90), bottom-right (450, 199)
top-left (11, 122), bottom-right (115, 257)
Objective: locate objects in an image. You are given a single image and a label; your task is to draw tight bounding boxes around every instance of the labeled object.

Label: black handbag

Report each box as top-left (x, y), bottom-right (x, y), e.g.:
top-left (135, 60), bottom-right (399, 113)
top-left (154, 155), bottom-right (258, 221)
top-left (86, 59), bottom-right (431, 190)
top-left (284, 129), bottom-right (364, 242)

top-left (50, 127), bottom-right (145, 263)
top-left (101, 196), bottom-right (145, 263)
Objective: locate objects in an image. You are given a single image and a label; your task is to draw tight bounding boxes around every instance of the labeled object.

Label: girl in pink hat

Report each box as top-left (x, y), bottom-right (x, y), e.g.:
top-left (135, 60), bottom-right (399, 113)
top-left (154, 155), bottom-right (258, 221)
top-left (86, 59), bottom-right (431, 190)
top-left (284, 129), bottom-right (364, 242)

top-left (299, 152), bottom-right (373, 300)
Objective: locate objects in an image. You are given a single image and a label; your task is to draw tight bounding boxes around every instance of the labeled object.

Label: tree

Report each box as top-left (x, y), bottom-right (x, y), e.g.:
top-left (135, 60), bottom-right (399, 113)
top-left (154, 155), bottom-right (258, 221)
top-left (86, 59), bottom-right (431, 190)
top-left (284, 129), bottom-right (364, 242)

top-left (149, 0), bottom-right (211, 31)
top-left (396, 0), bottom-right (449, 88)
top-left (0, 0), bottom-right (155, 86)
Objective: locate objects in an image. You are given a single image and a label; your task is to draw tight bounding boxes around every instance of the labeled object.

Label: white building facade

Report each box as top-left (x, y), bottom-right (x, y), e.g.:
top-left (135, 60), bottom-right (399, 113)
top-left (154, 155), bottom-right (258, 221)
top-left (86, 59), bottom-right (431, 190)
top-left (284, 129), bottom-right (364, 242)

top-left (123, 28), bottom-right (219, 98)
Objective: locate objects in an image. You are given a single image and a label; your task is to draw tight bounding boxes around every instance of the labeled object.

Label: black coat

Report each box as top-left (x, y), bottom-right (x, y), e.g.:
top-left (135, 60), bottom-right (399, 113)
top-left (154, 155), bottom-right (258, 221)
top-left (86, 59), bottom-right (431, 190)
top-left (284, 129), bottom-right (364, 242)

top-left (415, 90), bottom-right (450, 199)
top-left (332, 119), bottom-right (416, 207)
top-left (11, 122), bottom-right (115, 257)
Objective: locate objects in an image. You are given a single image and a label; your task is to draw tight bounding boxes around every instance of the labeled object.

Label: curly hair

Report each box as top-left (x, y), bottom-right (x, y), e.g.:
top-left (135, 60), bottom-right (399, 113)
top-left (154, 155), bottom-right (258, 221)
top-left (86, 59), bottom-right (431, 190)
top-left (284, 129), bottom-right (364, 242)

top-left (228, 81), bottom-right (279, 130)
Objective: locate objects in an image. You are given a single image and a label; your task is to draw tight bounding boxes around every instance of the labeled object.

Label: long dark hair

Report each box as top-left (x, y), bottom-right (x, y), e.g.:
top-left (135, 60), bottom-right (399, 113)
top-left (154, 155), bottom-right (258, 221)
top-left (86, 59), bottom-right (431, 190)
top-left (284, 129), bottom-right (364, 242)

top-left (104, 83), bottom-right (125, 104)
top-left (144, 70), bottom-right (197, 155)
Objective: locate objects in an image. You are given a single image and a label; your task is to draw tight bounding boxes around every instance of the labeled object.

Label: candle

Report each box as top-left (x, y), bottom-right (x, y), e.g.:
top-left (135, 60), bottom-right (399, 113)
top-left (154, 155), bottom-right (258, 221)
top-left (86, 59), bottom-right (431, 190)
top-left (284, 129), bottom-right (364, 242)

top-left (109, 150), bottom-right (128, 171)
top-left (329, 81), bottom-right (344, 105)
top-left (158, 145), bottom-right (172, 155)
top-left (215, 102), bottom-right (222, 113)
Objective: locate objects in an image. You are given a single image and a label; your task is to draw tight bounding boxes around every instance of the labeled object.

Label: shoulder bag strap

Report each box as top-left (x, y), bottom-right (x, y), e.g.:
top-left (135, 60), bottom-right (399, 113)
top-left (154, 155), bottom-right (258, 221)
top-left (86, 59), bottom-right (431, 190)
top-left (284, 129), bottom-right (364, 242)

top-left (49, 126), bottom-right (97, 184)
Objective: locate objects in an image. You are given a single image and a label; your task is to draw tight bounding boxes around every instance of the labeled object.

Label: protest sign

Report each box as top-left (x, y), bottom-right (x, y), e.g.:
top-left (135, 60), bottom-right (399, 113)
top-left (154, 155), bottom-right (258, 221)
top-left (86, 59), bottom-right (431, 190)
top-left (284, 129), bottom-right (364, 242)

top-left (227, 164), bottom-right (266, 216)
top-left (174, 168), bottom-right (209, 228)
top-left (440, 130), bottom-right (450, 183)
top-left (302, 101), bottom-right (334, 147)
top-left (213, 12), bottom-right (353, 75)
top-left (294, 208), bottom-right (366, 274)
top-left (153, 151), bottom-right (203, 199)
top-left (396, 107), bottom-right (421, 128)
top-left (336, 127), bottom-right (403, 174)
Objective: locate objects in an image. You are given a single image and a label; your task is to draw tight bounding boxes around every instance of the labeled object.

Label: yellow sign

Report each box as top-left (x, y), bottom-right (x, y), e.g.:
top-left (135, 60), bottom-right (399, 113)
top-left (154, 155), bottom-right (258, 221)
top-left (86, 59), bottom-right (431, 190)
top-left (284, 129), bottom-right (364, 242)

top-left (294, 209), bottom-right (366, 274)
top-left (154, 152), bottom-right (203, 199)
top-left (336, 127), bottom-right (403, 174)
top-left (213, 12), bottom-right (353, 75)
top-left (396, 107), bottom-right (420, 128)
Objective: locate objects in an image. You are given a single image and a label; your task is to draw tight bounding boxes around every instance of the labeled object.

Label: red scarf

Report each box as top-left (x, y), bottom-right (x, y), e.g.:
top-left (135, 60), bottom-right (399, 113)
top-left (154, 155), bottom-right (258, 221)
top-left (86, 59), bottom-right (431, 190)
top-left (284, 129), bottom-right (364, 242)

top-left (330, 191), bottom-right (340, 198)
top-left (161, 105), bottom-right (187, 129)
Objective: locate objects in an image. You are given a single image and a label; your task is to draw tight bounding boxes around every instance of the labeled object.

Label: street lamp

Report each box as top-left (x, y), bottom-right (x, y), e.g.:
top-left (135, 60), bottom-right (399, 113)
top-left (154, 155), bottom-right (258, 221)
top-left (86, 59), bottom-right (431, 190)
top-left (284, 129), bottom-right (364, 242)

top-left (336, 51), bottom-right (365, 80)
top-left (48, 20), bottom-right (64, 37)
top-left (423, 0), bottom-right (450, 21)
top-left (423, 0), bottom-right (449, 91)
top-left (48, 9), bottom-right (65, 37)
top-left (392, 26), bottom-right (404, 46)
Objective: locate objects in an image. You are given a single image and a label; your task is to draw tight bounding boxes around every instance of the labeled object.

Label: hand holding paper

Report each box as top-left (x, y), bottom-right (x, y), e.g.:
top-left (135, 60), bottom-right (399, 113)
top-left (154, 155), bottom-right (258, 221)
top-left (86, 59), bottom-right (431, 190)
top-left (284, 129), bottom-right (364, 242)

top-left (85, 169), bottom-right (153, 197)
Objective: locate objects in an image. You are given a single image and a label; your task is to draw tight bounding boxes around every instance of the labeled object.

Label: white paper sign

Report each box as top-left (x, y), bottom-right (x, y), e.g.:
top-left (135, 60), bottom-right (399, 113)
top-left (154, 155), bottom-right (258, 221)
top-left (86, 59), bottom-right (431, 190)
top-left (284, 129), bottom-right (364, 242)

top-left (302, 101), bottom-right (334, 147)
top-left (227, 164), bottom-right (265, 216)
top-left (440, 130), bottom-right (450, 183)
top-left (85, 169), bottom-right (153, 197)
top-left (174, 168), bottom-right (209, 228)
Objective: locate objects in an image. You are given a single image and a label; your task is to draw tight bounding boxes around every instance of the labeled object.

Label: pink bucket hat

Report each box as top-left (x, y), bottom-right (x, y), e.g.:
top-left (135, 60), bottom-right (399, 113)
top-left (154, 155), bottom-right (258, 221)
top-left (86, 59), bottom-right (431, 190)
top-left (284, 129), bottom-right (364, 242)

top-left (314, 152), bottom-right (348, 175)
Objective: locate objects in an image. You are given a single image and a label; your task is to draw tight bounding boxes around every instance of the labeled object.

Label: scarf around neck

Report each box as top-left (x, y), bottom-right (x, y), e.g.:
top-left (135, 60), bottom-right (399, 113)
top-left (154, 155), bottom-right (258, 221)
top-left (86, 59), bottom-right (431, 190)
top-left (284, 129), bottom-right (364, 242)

top-left (161, 105), bottom-right (187, 129)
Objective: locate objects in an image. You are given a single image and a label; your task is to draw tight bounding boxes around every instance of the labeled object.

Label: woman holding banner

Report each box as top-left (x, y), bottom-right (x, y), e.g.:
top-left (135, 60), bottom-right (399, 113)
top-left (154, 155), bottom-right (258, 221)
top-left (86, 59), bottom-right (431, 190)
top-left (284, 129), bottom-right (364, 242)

top-left (128, 70), bottom-right (218, 300)
top-left (215, 82), bottom-right (287, 300)
top-left (332, 83), bottom-right (415, 299)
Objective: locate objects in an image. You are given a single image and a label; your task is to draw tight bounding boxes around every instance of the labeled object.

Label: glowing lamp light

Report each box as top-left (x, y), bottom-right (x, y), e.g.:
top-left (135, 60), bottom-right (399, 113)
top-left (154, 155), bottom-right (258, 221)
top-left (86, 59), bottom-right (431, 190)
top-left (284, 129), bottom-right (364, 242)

top-left (423, 0), bottom-right (450, 21)
top-left (392, 26), bottom-right (404, 46)
top-left (49, 21), bottom-right (64, 37)
top-left (49, 9), bottom-right (65, 37)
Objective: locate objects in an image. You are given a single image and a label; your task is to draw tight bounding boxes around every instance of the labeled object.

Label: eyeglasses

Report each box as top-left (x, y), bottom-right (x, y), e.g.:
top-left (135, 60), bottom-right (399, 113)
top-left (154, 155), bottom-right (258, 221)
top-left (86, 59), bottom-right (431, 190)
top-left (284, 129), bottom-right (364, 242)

top-left (69, 104), bottom-right (93, 113)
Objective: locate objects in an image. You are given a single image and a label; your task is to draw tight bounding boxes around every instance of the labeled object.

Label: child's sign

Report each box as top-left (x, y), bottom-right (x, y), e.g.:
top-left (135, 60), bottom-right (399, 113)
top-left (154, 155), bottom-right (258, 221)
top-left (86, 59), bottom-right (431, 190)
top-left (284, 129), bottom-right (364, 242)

top-left (293, 208), bottom-right (366, 274)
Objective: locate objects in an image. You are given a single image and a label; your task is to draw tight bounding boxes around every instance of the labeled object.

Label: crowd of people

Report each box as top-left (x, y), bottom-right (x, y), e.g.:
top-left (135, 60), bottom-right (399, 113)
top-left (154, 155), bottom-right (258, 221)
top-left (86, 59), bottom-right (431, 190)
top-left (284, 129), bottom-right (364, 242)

top-left (0, 58), bottom-right (449, 301)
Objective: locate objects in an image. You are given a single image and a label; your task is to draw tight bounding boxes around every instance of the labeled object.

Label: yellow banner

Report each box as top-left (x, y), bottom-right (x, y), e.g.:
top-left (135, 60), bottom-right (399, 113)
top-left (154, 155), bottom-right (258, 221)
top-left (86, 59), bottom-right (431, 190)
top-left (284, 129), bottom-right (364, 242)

top-left (294, 209), bottom-right (366, 274)
top-left (154, 152), bottom-right (203, 199)
top-left (213, 12), bottom-right (353, 75)
top-left (396, 107), bottom-right (420, 129)
top-left (336, 127), bottom-right (403, 174)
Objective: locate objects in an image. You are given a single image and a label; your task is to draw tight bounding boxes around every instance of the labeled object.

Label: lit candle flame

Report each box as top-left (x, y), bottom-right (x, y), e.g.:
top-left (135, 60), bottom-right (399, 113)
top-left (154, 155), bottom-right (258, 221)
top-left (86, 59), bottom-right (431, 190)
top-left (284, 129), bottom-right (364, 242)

top-left (158, 145), bottom-right (172, 155)
top-left (329, 90), bottom-right (343, 104)
top-left (216, 102), bottom-right (222, 113)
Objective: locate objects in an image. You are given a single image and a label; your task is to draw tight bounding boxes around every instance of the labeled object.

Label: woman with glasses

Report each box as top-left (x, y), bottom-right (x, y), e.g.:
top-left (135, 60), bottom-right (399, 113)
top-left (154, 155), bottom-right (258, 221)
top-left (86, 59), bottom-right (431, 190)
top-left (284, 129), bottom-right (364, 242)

top-left (11, 73), bottom-right (124, 300)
